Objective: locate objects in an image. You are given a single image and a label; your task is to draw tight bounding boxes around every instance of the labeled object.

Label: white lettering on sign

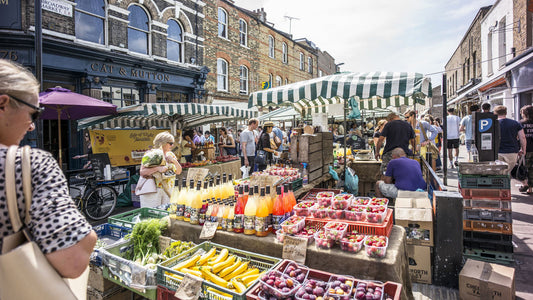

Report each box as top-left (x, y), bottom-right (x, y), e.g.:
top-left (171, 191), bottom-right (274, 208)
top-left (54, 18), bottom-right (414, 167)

top-left (282, 235), bottom-right (307, 264)
top-left (42, 0), bottom-right (72, 17)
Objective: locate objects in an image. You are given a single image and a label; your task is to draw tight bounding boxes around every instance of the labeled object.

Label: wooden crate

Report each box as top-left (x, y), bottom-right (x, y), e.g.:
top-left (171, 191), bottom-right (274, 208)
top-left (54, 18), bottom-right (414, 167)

top-left (358, 181), bottom-right (376, 197)
top-left (298, 134), bottom-right (323, 162)
top-left (322, 132), bottom-right (334, 165)
top-left (309, 166), bottom-right (323, 182)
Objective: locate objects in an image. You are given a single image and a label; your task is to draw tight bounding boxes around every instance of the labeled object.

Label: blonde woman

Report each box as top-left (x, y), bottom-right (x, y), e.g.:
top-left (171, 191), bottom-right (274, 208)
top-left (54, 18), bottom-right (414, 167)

top-left (139, 132), bottom-right (182, 208)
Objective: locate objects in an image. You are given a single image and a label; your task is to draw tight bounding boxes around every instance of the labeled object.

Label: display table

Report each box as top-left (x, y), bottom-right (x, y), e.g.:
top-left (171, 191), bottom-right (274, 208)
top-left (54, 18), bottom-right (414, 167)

top-left (169, 221), bottom-right (413, 300)
top-left (177, 159), bottom-right (242, 181)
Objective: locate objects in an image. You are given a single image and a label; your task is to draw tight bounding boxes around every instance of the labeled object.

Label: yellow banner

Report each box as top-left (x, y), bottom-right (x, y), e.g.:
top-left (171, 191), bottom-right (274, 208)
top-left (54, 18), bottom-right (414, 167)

top-left (90, 129), bottom-right (166, 166)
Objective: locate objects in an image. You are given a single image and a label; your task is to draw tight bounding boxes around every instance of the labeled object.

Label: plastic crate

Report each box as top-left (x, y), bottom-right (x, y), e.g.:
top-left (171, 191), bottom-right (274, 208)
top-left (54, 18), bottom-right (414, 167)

top-left (108, 208), bottom-right (169, 229)
top-left (463, 209), bottom-right (512, 223)
top-left (459, 187), bottom-right (511, 200)
top-left (463, 238), bottom-right (514, 253)
top-left (463, 220), bottom-right (512, 235)
top-left (300, 188), bottom-right (343, 202)
top-left (291, 178), bottom-right (303, 191)
top-left (157, 285), bottom-right (179, 300)
top-left (463, 248), bottom-right (514, 265)
top-left (458, 174), bottom-right (511, 189)
top-left (306, 209), bottom-right (394, 237)
top-left (92, 223), bottom-right (132, 267)
top-left (458, 162), bottom-right (508, 175)
top-left (157, 241), bottom-right (282, 300)
top-left (463, 230), bottom-right (513, 242)
top-left (463, 198), bottom-right (511, 211)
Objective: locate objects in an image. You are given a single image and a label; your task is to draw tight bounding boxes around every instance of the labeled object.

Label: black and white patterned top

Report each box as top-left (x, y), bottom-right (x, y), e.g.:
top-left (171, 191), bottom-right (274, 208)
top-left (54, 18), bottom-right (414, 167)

top-left (0, 148), bottom-right (92, 254)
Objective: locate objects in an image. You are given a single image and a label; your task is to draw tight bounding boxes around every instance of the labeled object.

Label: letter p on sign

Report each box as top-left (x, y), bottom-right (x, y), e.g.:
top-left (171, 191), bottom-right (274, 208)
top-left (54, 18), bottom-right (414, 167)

top-left (479, 118), bottom-right (492, 133)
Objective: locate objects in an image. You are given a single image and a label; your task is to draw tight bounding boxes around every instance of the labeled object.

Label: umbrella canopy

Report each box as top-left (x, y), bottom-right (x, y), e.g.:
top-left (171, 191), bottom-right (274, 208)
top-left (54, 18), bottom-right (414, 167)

top-left (248, 72), bottom-right (432, 114)
top-left (39, 87), bottom-right (117, 120)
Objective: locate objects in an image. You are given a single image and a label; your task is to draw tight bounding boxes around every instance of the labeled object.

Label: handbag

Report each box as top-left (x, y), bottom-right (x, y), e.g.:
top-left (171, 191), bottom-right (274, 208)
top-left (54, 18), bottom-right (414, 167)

top-left (511, 155), bottom-right (528, 181)
top-left (254, 150), bottom-right (268, 166)
top-left (0, 146), bottom-right (89, 300)
top-left (136, 176), bottom-right (158, 195)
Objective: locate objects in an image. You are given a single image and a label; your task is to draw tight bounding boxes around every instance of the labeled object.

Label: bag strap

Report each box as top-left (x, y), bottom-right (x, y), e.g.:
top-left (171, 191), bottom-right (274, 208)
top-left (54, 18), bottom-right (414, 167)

top-left (5, 145), bottom-right (32, 234)
top-left (419, 121), bottom-right (429, 142)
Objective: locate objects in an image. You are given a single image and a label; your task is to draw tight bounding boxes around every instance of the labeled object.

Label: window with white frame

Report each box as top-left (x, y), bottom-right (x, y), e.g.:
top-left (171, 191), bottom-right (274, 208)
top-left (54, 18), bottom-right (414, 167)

top-left (308, 57), bottom-right (313, 73)
top-left (128, 5), bottom-right (150, 54)
top-left (269, 36), bottom-right (275, 58)
top-left (240, 65), bottom-right (249, 94)
top-left (218, 8), bottom-right (228, 38)
top-left (498, 17), bottom-right (506, 67)
top-left (487, 32), bottom-right (493, 74)
top-left (285, 78), bottom-right (288, 85)
top-left (167, 19), bottom-right (183, 62)
top-left (269, 74), bottom-right (273, 87)
top-left (276, 76), bottom-right (282, 87)
top-left (217, 58), bottom-right (228, 91)
top-left (319, 70), bottom-right (323, 77)
top-left (282, 43), bottom-right (288, 64)
top-left (299, 52), bottom-right (304, 70)
top-left (75, 0), bottom-right (105, 44)
top-left (239, 19), bottom-right (247, 46)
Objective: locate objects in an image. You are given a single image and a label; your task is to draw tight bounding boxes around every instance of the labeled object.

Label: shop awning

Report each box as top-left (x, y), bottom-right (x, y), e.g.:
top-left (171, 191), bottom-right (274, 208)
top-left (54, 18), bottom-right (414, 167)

top-left (248, 72), bottom-right (432, 114)
top-left (78, 103), bottom-right (257, 130)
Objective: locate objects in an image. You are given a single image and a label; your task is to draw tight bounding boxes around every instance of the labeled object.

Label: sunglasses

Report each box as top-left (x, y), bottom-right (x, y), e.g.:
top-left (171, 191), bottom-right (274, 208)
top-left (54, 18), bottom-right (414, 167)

top-left (168, 142), bottom-right (174, 146)
top-left (8, 94), bottom-right (44, 122)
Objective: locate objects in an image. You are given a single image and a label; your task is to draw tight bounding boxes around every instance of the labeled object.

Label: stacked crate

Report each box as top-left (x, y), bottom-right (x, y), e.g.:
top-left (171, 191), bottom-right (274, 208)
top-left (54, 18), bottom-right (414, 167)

top-left (458, 164), bottom-right (513, 265)
top-left (290, 132), bottom-right (333, 182)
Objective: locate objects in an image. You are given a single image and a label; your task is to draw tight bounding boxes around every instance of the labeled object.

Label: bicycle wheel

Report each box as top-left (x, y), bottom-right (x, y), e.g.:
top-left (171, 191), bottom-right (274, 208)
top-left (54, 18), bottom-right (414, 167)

top-left (84, 185), bottom-right (117, 220)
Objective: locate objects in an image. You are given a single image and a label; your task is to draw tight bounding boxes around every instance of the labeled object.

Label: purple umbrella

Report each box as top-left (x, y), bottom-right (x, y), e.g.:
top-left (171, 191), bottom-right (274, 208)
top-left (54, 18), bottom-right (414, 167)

top-left (39, 87), bottom-right (117, 167)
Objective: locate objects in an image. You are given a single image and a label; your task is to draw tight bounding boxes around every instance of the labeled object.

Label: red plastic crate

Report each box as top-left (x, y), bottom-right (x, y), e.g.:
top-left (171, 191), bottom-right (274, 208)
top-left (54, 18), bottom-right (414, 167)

top-left (157, 285), bottom-right (179, 300)
top-left (459, 187), bottom-right (511, 200)
top-left (299, 188), bottom-right (343, 202)
top-left (306, 209), bottom-right (394, 237)
top-left (463, 220), bottom-right (513, 235)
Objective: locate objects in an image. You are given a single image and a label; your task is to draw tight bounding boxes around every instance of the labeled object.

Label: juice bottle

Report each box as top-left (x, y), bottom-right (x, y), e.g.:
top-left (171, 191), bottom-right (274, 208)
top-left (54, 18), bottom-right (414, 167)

top-left (222, 199), bottom-right (231, 230)
top-left (183, 180), bottom-right (195, 222)
top-left (210, 199), bottom-right (219, 223)
top-left (227, 174), bottom-right (235, 202)
top-left (287, 184), bottom-right (297, 211)
top-left (243, 187), bottom-right (256, 235)
top-left (173, 178), bottom-right (187, 220)
top-left (283, 184), bottom-right (291, 219)
top-left (169, 180), bottom-right (179, 219)
top-left (243, 184), bottom-right (249, 207)
top-left (211, 177), bottom-right (221, 223)
top-left (205, 181), bottom-right (214, 220)
top-left (217, 200), bottom-right (225, 229)
top-left (221, 174), bottom-right (228, 201)
top-left (189, 181), bottom-right (202, 225)
top-left (265, 185), bottom-right (273, 232)
top-left (199, 181), bottom-right (209, 226)
top-left (255, 187), bottom-right (269, 237)
top-left (226, 200), bottom-right (235, 232)
top-left (272, 185), bottom-right (284, 230)
top-left (233, 185), bottom-right (245, 233)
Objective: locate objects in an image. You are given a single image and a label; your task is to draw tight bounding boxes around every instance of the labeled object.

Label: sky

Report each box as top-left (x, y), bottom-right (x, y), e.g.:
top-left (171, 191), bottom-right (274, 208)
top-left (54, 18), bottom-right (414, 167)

top-left (233, 0), bottom-right (495, 87)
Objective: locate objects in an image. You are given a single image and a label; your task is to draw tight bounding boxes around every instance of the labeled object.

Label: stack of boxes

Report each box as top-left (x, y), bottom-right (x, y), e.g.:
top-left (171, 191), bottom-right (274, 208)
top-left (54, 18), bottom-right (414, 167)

top-left (459, 164), bottom-right (513, 265)
top-left (395, 191), bottom-right (434, 284)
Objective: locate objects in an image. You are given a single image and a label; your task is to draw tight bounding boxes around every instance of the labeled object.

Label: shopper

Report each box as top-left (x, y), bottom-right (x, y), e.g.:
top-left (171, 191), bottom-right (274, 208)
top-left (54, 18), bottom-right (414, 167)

top-left (375, 147), bottom-right (426, 198)
top-left (256, 121), bottom-right (280, 171)
top-left (235, 129), bottom-right (242, 155)
top-left (204, 131), bottom-right (215, 143)
top-left (139, 131), bottom-right (182, 208)
top-left (520, 105), bottom-right (533, 193)
top-left (272, 126), bottom-right (284, 151)
top-left (446, 108), bottom-right (461, 168)
top-left (373, 119), bottom-right (387, 154)
top-left (240, 118), bottom-right (258, 171)
top-left (460, 104), bottom-right (480, 152)
top-left (181, 129), bottom-right (195, 163)
top-left (193, 129), bottom-right (205, 145)
top-left (494, 105), bottom-right (527, 175)
top-left (219, 127), bottom-right (237, 155)
top-left (482, 102), bottom-right (491, 113)
top-left (0, 60), bottom-right (97, 280)
top-left (375, 112), bottom-right (415, 173)
top-left (405, 110), bottom-right (438, 154)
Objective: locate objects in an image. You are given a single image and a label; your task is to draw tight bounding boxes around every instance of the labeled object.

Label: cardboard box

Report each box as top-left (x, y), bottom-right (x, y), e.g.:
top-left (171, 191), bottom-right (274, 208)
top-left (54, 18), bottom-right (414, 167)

top-left (395, 192), bottom-right (433, 246)
top-left (407, 245), bottom-right (432, 284)
top-left (459, 259), bottom-right (515, 300)
top-left (89, 264), bottom-right (116, 293)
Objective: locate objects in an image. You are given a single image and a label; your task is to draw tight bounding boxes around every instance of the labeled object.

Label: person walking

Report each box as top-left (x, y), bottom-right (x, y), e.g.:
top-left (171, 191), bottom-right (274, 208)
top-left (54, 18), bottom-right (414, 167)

top-left (256, 121), bottom-right (280, 172)
top-left (519, 105), bottom-right (533, 193)
top-left (460, 104), bottom-right (480, 152)
top-left (482, 103), bottom-right (491, 113)
top-left (375, 112), bottom-right (415, 173)
top-left (446, 108), bottom-right (461, 168)
top-left (494, 105), bottom-right (527, 175)
top-left (240, 118), bottom-right (258, 173)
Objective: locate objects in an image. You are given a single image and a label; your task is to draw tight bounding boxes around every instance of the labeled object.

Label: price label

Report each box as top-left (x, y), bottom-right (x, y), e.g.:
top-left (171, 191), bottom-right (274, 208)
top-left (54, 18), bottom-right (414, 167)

top-left (282, 235), bottom-right (308, 264)
top-left (159, 236), bottom-right (172, 252)
top-left (199, 221), bottom-right (219, 240)
top-left (174, 273), bottom-right (203, 300)
top-left (187, 168), bottom-right (209, 183)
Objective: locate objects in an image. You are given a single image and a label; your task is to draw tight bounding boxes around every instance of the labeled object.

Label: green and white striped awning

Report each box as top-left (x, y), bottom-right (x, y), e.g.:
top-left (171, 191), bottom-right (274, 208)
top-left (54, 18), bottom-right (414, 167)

top-left (249, 72), bottom-right (432, 114)
top-left (78, 103), bottom-right (257, 130)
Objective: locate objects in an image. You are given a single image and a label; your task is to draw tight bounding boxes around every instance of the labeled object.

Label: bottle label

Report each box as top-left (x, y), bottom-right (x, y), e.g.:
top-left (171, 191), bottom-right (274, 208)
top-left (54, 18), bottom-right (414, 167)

top-left (255, 216), bottom-right (267, 233)
top-left (226, 218), bottom-right (234, 231)
top-left (244, 215), bottom-right (255, 230)
top-left (189, 208), bottom-right (199, 223)
top-left (176, 204), bottom-right (185, 217)
top-left (199, 212), bottom-right (206, 225)
top-left (267, 214), bottom-right (273, 230)
top-left (209, 215), bottom-right (217, 223)
top-left (220, 218), bottom-right (227, 230)
top-left (234, 215), bottom-right (244, 230)
top-left (272, 215), bottom-right (284, 230)
top-left (184, 206), bottom-right (191, 219)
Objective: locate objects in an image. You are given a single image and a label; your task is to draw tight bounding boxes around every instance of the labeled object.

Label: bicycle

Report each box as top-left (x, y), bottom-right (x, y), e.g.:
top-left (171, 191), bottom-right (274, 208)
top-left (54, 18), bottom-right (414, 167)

top-left (68, 169), bottom-right (118, 221)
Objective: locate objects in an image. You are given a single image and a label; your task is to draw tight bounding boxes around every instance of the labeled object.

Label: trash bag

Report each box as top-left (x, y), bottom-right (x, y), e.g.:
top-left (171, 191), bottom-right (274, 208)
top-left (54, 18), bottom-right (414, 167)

top-left (344, 167), bottom-right (359, 195)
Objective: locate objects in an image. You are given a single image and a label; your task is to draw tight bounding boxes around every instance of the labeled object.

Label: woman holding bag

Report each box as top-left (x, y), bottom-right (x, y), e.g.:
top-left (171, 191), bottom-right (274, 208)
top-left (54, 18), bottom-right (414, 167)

top-left (0, 60), bottom-right (97, 299)
top-left (255, 121), bottom-right (280, 172)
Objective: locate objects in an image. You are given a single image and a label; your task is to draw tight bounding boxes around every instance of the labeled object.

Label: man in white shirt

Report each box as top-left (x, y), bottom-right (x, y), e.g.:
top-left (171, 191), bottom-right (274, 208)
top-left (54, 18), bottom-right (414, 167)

top-left (446, 108), bottom-right (461, 168)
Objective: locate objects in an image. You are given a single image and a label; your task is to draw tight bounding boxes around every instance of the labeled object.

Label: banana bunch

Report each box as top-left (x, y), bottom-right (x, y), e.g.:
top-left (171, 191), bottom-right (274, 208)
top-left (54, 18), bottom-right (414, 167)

top-left (170, 246), bottom-right (264, 293)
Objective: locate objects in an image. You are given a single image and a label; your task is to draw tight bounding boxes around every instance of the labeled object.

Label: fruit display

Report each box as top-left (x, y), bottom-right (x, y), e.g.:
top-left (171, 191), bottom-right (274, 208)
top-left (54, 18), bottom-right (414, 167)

top-left (295, 279), bottom-right (328, 300)
top-left (260, 270), bottom-right (301, 298)
top-left (369, 198), bottom-right (388, 206)
top-left (352, 197), bottom-right (372, 206)
top-left (326, 208), bottom-right (344, 220)
top-left (339, 231), bottom-right (365, 253)
top-left (365, 206), bottom-right (387, 223)
top-left (310, 204), bottom-right (329, 219)
top-left (214, 155), bottom-right (240, 163)
top-left (294, 201), bottom-right (315, 217)
top-left (259, 166), bottom-right (301, 182)
top-left (331, 194), bottom-right (353, 210)
top-left (353, 281), bottom-right (384, 300)
top-left (314, 229), bottom-right (335, 249)
top-left (275, 224), bottom-right (318, 245)
top-left (316, 192), bottom-right (334, 206)
top-left (364, 235), bottom-right (389, 258)
top-left (344, 206), bottom-right (366, 222)
top-left (283, 262), bottom-right (309, 284)
top-left (325, 275), bottom-right (355, 300)
top-left (281, 215), bottom-right (306, 234)
top-left (323, 222), bottom-right (348, 241)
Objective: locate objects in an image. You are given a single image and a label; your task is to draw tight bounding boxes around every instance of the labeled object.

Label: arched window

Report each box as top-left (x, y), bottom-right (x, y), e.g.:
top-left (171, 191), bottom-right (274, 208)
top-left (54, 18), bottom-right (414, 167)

top-left (128, 5), bottom-right (149, 54)
top-left (167, 19), bottom-right (183, 62)
top-left (218, 8), bottom-right (228, 38)
top-left (276, 76), bottom-right (282, 87)
top-left (239, 19), bottom-right (247, 46)
top-left (217, 58), bottom-right (228, 91)
top-left (268, 36), bottom-right (275, 58)
top-left (299, 52), bottom-right (304, 70)
top-left (240, 65), bottom-right (249, 94)
top-left (282, 43), bottom-right (288, 64)
top-left (75, 0), bottom-right (105, 44)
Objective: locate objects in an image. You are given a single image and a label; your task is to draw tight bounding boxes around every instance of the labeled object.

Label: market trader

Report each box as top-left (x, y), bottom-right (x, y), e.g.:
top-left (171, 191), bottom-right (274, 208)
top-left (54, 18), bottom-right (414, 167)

top-left (375, 112), bottom-right (416, 173)
top-left (375, 148), bottom-right (426, 198)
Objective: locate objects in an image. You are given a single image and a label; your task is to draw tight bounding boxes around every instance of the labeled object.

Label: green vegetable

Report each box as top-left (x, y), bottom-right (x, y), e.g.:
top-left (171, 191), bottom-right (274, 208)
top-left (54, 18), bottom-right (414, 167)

top-left (125, 218), bottom-right (168, 264)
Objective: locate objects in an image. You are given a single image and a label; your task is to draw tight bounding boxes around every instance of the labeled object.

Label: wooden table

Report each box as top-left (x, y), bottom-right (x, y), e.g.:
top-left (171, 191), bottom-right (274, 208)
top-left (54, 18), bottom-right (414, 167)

top-left (169, 221), bottom-right (413, 300)
top-left (176, 159), bottom-right (242, 182)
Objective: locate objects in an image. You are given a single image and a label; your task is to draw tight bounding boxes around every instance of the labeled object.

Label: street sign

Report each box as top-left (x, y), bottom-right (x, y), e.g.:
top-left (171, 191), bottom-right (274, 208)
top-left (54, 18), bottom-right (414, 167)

top-left (261, 81), bottom-right (271, 89)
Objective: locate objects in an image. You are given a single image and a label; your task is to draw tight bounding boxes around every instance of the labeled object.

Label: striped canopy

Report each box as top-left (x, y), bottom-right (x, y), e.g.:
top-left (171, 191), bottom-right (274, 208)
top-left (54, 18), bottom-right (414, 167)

top-left (78, 103), bottom-right (257, 130)
top-left (248, 72), bottom-right (432, 114)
